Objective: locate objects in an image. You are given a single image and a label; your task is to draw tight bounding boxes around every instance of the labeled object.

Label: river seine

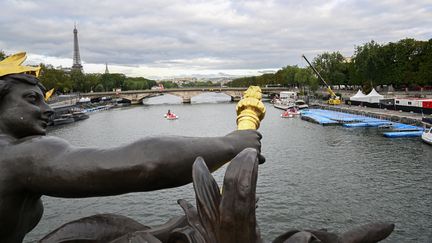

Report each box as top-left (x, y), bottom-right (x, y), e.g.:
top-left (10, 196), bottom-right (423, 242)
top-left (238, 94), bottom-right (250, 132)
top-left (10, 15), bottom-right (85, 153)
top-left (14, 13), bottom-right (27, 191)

top-left (26, 94), bottom-right (431, 242)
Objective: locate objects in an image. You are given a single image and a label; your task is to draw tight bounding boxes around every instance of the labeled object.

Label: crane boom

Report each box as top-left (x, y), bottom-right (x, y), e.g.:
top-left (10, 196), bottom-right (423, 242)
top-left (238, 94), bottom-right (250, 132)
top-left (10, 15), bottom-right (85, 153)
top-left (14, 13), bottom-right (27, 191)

top-left (301, 54), bottom-right (329, 88)
top-left (301, 54), bottom-right (340, 105)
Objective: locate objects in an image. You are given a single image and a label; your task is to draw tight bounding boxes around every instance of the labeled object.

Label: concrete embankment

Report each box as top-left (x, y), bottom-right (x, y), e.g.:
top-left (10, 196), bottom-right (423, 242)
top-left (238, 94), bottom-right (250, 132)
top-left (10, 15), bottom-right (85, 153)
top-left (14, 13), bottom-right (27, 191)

top-left (311, 103), bottom-right (429, 127)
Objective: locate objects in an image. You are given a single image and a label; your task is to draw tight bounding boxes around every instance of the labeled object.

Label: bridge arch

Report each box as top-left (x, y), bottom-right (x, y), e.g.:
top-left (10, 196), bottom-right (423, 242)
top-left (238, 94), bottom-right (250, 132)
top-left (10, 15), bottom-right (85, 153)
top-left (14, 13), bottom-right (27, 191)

top-left (80, 87), bottom-right (290, 104)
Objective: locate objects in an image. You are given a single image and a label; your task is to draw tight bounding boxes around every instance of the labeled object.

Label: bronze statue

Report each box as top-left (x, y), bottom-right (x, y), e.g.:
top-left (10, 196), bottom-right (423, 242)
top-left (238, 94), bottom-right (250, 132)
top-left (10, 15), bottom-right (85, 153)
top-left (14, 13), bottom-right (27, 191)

top-left (0, 54), bottom-right (264, 243)
top-left (40, 148), bottom-right (394, 243)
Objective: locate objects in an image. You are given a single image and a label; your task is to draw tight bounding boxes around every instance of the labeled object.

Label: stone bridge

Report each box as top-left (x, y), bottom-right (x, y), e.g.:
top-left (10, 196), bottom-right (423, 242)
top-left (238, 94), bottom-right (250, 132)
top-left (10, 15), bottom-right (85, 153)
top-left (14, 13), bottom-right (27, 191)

top-left (80, 87), bottom-right (289, 104)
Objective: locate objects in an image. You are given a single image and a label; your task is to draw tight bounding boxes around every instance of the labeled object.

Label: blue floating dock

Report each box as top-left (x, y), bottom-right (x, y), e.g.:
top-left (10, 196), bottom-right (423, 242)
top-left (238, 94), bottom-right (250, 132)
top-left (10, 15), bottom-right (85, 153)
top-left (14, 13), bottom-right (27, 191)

top-left (343, 122), bottom-right (369, 127)
top-left (343, 121), bottom-right (393, 127)
top-left (301, 109), bottom-right (424, 138)
top-left (383, 131), bottom-right (424, 138)
top-left (387, 123), bottom-right (424, 131)
top-left (300, 112), bottom-right (339, 125)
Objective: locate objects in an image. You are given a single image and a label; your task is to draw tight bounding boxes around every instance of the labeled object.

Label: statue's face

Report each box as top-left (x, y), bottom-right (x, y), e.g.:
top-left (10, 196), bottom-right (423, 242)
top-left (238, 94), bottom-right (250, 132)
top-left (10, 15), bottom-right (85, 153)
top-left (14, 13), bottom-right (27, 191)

top-left (0, 82), bottom-right (53, 138)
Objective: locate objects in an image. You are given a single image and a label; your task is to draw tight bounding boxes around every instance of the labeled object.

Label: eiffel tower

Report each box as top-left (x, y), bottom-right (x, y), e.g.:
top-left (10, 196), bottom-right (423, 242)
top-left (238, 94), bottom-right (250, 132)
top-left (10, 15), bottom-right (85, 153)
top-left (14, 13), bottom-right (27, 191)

top-left (72, 24), bottom-right (83, 72)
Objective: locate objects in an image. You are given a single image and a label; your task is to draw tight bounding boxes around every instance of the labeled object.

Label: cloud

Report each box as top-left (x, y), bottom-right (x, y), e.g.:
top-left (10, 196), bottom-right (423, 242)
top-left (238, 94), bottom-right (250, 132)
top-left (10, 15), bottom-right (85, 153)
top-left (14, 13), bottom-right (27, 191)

top-left (0, 0), bottom-right (431, 78)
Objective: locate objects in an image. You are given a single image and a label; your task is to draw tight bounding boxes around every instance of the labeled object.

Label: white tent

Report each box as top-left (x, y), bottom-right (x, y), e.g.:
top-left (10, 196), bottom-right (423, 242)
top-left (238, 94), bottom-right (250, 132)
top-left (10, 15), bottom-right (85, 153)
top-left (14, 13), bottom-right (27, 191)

top-left (349, 89), bottom-right (367, 101)
top-left (365, 88), bottom-right (384, 103)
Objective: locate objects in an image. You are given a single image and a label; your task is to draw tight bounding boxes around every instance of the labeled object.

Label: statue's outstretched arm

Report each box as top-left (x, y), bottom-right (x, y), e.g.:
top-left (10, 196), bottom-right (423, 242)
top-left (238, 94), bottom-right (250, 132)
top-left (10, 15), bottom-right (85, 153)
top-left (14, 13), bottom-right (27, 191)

top-left (12, 130), bottom-right (261, 198)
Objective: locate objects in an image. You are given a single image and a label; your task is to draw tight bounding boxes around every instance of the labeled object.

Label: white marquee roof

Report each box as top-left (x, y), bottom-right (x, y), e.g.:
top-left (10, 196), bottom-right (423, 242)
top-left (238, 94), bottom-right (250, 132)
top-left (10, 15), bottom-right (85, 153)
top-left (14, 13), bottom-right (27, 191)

top-left (351, 89), bottom-right (366, 98)
top-left (366, 88), bottom-right (383, 98)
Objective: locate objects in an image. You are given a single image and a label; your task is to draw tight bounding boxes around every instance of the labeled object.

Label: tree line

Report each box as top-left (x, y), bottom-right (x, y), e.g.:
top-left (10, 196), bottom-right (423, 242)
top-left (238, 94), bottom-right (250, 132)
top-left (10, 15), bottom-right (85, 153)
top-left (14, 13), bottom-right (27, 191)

top-left (0, 53), bottom-right (159, 93)
top-left (1, 38), bottom-right (431, 93)
top-left (227, 38), bottom-right (432, 93)
top-left (38, 64), bottom-right (159, 93)
top-left (0, 52), bottom-right (222, 93)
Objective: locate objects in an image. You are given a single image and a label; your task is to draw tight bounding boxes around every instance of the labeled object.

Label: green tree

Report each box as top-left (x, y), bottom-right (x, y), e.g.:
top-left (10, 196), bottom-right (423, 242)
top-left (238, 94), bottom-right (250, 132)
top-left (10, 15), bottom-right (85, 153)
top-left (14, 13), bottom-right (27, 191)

top-left (70, 70), bottom-right (86, 92)
top-left (417, 39), bottom-right (432, 87)
top-left (99, 73), bottom-right (127, 91)
top-left (353, 41), bottom-right (380, 85)
top-left (100, 73), bottom-right (115, 91)
top-left (352, 38), bottom-right (432, 89)
top-left (85, 73), bottom-right (101, 92)
top-left (182, 81), bottom-right (221, 87)
top-left (94, 83), bottom-right (105, 92)
top-left (308, 73), bottom-right (319, 92)
top-left (294, 68), bottom-right (315, 93)
top-left (159, 81), bottom-right (179, 89)
top-left (0, 50), bottom-right (5, 61)
top-left (39, 64), bottom-right (73, 93)
top-left (280, 65), bottom-right (298, 87)
top-left (227, 65), bottom-right (318, 90)
top-left (273, 69), bottom-right (284, 85)
top-left (123, 77), bottom-right (156, 90)
top-left (255, 73), bottom-right (274, 87)
top-left (110, 73), bottom-right (126, 90)
top-left (312, 52), bottom-right (348, 88)
top-left (227, 76), bottom-right (257, 87)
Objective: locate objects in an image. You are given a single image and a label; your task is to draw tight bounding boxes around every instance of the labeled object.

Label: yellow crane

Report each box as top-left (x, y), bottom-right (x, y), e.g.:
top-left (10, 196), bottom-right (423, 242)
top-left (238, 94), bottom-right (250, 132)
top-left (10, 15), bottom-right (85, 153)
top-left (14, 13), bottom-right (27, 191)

top-left (302, 54), bottom-right (341, 105)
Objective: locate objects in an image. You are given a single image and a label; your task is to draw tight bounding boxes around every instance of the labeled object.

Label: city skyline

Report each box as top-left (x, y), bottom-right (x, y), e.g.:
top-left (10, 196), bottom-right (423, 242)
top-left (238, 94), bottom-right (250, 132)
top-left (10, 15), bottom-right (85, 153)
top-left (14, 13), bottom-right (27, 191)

top-left (0, 0), bottom-right (431, 79)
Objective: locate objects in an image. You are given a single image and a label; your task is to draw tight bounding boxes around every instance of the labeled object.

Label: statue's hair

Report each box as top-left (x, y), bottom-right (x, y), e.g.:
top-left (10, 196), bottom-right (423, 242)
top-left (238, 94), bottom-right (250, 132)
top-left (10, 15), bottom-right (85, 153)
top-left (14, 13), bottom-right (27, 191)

top-left (0, 74), bottom-right (46, 102)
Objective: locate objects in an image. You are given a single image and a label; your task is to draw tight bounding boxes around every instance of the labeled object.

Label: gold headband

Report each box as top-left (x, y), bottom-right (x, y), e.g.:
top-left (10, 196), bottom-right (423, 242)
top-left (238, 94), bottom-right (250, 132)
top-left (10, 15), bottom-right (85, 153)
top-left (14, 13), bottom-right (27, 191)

top-left (0, 52), bottom-right (41, 77)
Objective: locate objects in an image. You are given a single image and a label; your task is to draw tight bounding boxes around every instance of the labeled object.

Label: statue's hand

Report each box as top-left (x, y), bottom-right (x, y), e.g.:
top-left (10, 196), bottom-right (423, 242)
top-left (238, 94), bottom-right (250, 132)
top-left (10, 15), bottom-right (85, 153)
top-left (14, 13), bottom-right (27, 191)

top-left (225, 130), bottom-right (265, 164)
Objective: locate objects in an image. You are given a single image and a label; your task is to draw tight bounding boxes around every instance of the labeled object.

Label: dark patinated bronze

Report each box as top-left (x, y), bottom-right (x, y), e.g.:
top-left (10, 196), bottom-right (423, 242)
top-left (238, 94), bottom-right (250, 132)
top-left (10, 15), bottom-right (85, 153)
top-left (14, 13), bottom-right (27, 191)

top-left (0, 73), bottom-right (263, 243)
top-left (40, 149), bottom-right (394, 243)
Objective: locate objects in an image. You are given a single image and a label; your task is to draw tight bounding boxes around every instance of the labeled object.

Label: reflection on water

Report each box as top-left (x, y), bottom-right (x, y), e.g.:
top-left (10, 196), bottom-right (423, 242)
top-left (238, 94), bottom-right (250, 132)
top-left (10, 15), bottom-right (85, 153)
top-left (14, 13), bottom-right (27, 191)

top-left (143, 93), bottom-right (182, 105)
top-left (191, 92), bottom-right (231, 103)
top-left (142, 92), bottom-right (231, 105)
top-left (27, 96), bottom-right (432, 242)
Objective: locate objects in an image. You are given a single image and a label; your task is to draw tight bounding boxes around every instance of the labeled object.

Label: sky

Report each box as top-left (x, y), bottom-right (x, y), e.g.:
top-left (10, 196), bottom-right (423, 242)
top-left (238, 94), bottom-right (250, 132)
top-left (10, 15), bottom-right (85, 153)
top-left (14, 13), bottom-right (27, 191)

top-left (0, 0), bottom-right (431, 79)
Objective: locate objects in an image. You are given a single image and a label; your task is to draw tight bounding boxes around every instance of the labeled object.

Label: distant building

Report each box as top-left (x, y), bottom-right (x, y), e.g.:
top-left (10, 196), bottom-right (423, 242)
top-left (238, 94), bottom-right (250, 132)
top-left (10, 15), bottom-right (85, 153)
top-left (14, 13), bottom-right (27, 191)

top-left (57, 66), bottom-right (72, 73)
top-left (105, 63), bottom-right (109, 74)
top-left (168, 77), bottom-right (197, 86)
top-left (151, 83), bottom-right (164, 90)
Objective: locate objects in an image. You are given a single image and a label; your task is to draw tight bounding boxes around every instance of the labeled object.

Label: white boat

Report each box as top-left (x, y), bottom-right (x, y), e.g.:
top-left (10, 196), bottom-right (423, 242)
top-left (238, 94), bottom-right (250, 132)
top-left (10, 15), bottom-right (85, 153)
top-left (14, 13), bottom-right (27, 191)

top-left (273, 91), bottom-right (297, 110)
top-left (295, 99), bottom-right (309, 110)
top-left (421, 127), bottom-right (432, 145)
top-left (274, 101), bottom-right (294, 110)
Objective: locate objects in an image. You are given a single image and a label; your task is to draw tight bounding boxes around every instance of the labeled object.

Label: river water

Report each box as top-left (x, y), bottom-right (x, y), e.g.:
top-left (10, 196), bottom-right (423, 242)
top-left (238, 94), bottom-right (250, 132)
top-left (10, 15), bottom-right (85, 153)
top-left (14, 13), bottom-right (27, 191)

top-left (26, 94), bottom-right (432, 242)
